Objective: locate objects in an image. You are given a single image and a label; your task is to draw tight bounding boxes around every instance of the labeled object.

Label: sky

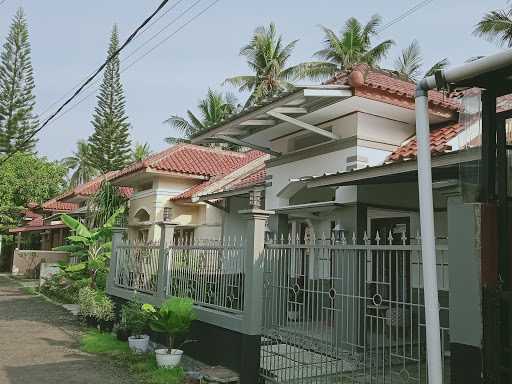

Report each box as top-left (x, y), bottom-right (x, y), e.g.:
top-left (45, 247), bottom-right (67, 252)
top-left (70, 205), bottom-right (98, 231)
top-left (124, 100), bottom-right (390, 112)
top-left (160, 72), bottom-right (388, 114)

top-left (0, 0), bottom-right (507, 161)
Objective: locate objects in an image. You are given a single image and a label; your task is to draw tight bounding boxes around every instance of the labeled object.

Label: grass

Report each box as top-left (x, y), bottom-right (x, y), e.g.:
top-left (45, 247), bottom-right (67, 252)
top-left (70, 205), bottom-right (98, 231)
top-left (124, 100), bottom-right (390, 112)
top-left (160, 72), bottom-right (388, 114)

top-left (80, 330), bottom-right (130, 355)
top-left (80, 330), bottom-right (185, 384)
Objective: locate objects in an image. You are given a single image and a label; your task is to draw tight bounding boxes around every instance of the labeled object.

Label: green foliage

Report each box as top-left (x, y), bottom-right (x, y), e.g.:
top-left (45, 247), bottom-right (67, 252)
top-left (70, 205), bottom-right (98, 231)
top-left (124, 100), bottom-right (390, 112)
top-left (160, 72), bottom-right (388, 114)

top-left (61, 140), bottom-right (99, 187)
top-left (55, 208), bottom-right (123, 289)
top-left (393, 40), bottom-right (449, 82)
top-left (78, 287), bottom-right (114, 321)
top-left (121, 298), bottom-right (151, 337)
top-left (0, 152), bottom-right (67, 232)
top-left (0, 7), bottom-right (38, 154)
top-left (80, 329), bottom-right (130, 355)
top-left (224, 23), bottom-right (306, 107)
top-left (86, 180), bottom-right (127, 228)
top-left (87, 24), bottom-right (132, 172)
top-left (474, 6), bottom-right (512, 47)
top-left (132, 142), bottom-right (152, 162)
top-left (165, 88), bottom-right (239, 144)
top-left (295, 15), bottom-right (394, 80)
top-left (40, 271), bottom-right (89, 303)
top-left (145, 297), bottom-right (196, 351)
top-left (80, 332), bottom-right (185, 384)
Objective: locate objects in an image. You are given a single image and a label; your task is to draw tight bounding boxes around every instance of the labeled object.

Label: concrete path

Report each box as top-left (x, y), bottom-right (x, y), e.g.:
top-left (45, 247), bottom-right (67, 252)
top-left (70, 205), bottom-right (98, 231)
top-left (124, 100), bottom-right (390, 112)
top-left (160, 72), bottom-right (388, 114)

top-left (0, 275), bottom-right (137, 384)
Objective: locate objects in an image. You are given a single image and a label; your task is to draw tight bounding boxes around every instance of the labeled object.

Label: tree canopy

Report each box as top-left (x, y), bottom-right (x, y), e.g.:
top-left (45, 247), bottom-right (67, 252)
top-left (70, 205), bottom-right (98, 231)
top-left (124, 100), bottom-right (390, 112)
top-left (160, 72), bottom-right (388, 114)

top-left (0, 152), bottom-right (67, 230)
top-left (87, 24), bottom-right (132, 172)
top-left (0, 8), bottom-right (38, 154)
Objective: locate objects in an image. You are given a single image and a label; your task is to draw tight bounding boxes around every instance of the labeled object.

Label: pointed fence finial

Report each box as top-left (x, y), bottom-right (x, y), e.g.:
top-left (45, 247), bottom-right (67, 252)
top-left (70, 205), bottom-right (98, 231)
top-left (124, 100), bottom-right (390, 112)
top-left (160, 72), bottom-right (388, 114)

top-left (352, 232), bottom-right (357, 245)
top-left (375, 230), bottom-right (381, 245)
top-left (363, 231), bottom-right (369, 245)
top-left (341, 231), bottom-right (347, 245)
top-left (401, 231), bottom-right (407, 245)
top-left (388, 230), bottom-right (393, 245)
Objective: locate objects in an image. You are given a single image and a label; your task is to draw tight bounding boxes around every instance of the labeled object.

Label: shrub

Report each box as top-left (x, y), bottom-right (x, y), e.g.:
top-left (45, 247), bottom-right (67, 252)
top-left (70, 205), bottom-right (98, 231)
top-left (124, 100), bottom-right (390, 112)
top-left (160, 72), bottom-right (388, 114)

top-left (78, 287), bottom-right (97, 318)
top-left (40, 271), bottom-right (89, 304)
top-left (121, 299), bottom-right (151, 337)
top-left (145, 297), bottom-right (196, 352)
top-left (78, 287), bottom-right (114, 322)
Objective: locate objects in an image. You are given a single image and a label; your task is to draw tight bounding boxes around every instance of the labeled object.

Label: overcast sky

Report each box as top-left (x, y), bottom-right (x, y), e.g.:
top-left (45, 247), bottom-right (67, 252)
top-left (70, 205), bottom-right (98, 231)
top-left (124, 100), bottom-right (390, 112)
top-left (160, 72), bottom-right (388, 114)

top-left (0, 0), bottom-right (506, 161)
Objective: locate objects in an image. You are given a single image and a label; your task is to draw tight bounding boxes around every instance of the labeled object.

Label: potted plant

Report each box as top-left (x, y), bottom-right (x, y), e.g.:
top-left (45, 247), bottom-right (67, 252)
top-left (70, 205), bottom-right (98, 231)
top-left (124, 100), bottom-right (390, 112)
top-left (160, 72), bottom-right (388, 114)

top-left (123, 300), bottom-right (151, 353)
top-left (144, 297), bottom-right (196, 368)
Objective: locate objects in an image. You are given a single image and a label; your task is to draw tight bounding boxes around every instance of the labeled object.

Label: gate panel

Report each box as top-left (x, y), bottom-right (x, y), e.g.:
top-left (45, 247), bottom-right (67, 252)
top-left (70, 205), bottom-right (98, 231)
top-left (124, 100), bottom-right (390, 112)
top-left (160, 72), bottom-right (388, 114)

top-left (260, 235), bottom-right (449, 383)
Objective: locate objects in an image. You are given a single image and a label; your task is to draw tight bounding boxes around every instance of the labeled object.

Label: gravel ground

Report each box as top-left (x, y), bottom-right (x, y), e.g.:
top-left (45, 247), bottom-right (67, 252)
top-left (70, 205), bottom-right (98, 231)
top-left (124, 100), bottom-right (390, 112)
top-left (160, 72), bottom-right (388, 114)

top-left (0, 275), bottom-right (139, 384)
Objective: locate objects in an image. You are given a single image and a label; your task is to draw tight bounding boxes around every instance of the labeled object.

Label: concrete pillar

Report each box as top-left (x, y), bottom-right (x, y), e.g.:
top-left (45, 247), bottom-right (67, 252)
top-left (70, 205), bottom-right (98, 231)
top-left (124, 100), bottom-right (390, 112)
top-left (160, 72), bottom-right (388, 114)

top-left (239, 208), bottom-right (273, 384)
top-left (156, 221), bottom-right (176, 301)
top-left (444, 188), bottom-right (484, 383)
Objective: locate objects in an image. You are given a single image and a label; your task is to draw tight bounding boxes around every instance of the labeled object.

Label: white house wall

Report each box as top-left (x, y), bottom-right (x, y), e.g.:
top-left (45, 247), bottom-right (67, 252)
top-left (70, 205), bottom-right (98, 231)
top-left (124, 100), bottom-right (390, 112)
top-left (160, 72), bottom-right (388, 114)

top-left (266, 147), bottom-right (356, 210)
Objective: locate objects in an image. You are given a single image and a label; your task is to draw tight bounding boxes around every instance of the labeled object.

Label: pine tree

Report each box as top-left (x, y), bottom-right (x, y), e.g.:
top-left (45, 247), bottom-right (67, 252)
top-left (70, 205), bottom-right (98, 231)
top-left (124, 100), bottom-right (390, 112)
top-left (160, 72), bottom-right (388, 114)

top-left (87, 24), bottom-right (131, 172)
top-left (0, 8), bottom-right (38, 154)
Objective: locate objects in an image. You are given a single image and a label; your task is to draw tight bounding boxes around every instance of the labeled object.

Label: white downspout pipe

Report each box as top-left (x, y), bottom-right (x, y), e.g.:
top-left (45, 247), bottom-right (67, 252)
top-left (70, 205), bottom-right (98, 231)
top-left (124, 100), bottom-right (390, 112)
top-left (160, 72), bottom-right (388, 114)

top-left (415, 48), bottom-right (512, 384)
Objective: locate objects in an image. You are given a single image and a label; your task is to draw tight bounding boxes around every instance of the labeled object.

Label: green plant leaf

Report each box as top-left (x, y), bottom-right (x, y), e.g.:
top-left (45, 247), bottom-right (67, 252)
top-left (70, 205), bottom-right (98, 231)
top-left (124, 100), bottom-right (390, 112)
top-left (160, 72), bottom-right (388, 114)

top-left (66, 262), bottom-right (87, 272)
top-left (60, 214), bottom-right (91, 238)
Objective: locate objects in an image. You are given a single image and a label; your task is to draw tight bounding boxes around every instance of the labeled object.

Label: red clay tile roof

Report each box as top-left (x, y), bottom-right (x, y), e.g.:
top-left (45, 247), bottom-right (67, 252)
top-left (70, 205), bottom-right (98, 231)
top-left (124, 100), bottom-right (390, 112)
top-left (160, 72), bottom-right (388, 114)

top-left (223, 166), bottom-right (267, 192)
top-left (57, 172), bottom-right (133, 202)
top-left (169, 150), bottom-right (267, 202)
top-left (327, 65), bottom-right (460, 113)
top-left (387, 122), bottom-right (463, 162)
top-left (41, 198), bottom-right (78, 212)
top-left (114, 145), bottom-right (264, 180)
top-left (169, 178), bottom-right (219, 201)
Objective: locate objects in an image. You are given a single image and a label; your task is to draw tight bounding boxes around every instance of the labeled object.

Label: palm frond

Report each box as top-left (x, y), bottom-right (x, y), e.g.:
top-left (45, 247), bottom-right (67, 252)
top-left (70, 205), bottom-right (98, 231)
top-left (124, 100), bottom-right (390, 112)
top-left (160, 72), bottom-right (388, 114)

top-left (474, 9), bottom-right (512, 47)
top-left (425, 58), bottom-right (449, 77)
top-left (394, 40), bottom-right (423, 81)
top-left (163, 114), bottom-right (195, 135)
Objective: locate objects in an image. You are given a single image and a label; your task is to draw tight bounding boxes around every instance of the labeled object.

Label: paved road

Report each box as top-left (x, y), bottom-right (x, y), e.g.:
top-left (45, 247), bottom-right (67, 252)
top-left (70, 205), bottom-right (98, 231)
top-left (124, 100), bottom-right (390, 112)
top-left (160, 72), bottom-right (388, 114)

top-left (0, 275), bottom-right (137, 384)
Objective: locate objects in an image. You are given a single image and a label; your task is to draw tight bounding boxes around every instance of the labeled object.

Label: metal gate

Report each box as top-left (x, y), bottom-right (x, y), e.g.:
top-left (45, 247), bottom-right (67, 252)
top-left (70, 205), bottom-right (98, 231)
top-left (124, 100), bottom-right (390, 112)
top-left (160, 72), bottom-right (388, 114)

top-left (260, 233), bottom-right (449, 383)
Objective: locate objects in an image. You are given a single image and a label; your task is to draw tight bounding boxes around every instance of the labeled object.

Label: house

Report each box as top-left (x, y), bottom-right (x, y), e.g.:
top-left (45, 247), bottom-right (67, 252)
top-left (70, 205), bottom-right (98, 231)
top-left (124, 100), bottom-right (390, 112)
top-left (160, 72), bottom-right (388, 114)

top-left (8, 199), bottom-right (78, 276)
top-left (106, 144), bottom-right (267, 243)
top-left (100, 53), bottom-right (512, 383)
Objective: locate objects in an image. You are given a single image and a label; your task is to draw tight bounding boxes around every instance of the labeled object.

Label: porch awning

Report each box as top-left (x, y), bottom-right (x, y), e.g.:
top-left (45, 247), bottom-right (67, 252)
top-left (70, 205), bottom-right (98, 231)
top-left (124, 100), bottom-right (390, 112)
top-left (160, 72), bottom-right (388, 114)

top-left (306, 147), bottom-right (480, 188)
top-left (191, 85), bottom-right (352, 154)
top-left (275, 201), bottom-right (345, 218)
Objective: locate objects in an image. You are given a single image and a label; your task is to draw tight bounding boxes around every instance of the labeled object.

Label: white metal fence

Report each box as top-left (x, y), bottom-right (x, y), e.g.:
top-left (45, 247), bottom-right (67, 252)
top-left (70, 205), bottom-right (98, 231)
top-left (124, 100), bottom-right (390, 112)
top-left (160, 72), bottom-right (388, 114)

top-left (260, 232), bottom-right (450, 384)
top-left (115, 241), bottom-right (160, 294)
top-left (168, 238), bottom-right (245, 313)
top-left (113, 238), bottom-right (245, 313)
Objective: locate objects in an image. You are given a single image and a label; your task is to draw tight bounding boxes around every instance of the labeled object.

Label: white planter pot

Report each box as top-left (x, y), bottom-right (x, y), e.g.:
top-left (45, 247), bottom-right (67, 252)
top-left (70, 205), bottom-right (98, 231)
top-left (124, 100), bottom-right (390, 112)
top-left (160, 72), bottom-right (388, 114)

top-left (155, 348), bottom-right (183, 368)
top-left (128, 335), bottom-right (150, 353)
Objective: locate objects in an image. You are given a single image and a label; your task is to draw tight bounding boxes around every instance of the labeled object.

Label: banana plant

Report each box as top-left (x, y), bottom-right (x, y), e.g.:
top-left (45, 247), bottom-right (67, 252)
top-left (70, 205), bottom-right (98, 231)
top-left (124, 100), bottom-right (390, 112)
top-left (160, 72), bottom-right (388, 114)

top-left (54, 207), bottom-right (125, 289)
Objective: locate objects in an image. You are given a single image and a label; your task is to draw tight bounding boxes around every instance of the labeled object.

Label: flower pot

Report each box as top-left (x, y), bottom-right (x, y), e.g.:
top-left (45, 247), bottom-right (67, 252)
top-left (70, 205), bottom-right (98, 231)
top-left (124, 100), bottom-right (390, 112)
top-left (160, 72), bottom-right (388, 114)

top-left (155, 348), bottom-right (183, 368)
top-left (116, 328), bottom-right (130, 341)
top-left (128, 335), bottom-right (150, 353)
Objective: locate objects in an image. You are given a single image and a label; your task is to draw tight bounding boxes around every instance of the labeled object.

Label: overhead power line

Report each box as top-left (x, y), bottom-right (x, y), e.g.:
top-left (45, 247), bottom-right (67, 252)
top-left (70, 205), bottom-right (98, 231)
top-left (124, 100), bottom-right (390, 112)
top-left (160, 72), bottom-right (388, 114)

top-left (0, 0), bottom-right (171, 167)
top-left (378, 0), bottom-right (436, 33)
top-left (43, 0), bottom-right (220, 127)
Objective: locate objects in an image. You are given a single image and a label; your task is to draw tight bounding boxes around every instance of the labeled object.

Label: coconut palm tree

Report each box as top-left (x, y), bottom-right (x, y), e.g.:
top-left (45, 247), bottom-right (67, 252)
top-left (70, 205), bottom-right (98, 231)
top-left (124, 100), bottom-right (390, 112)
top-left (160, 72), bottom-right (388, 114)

top-left (393, 40), bottom-right (449, 82)
top-left (474, 5), bottom-right (512, 47)
top-left (296, 15), bottom-right (395, 81)
top-left (164, 88), bottom-right (239, 144)
top-left (61, 140), bottom-right (98, 187)
top-left (132, 142), bottom-right (151, 162)
top-left (224, 23), bottom-right (306, 107)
